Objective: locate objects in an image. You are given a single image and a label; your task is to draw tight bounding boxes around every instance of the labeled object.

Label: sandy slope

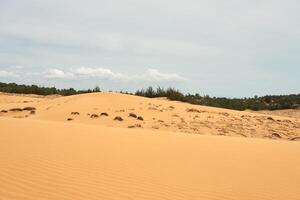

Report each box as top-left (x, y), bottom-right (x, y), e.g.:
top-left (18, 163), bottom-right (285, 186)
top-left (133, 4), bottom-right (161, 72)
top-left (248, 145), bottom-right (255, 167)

top-left (254, 109), bottom-right (300, 119)
top-left (0, 92), bottom-right (300, 199)
top-left (1, 118), bottom-right (300, 200)
top-left (1, 92), bottom-right (299, 140)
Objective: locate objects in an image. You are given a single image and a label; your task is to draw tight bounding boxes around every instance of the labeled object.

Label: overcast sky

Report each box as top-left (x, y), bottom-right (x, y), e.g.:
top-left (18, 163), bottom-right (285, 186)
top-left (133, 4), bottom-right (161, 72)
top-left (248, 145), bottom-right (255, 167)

top-left (0, 0), bottom-right (299, 97)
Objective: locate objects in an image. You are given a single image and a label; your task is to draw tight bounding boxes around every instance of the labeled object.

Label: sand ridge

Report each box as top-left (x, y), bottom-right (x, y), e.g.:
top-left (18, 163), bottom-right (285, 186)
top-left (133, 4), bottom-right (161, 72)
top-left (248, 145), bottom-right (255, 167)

top-left (1, 92), bottom-right (299, 141)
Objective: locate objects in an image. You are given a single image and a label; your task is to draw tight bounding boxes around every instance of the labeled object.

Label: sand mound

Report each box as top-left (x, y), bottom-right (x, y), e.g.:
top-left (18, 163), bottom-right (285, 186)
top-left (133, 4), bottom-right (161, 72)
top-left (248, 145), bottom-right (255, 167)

top-left (0, 118), bottom-right (299, 200)
top-left (1, 92), bottom-right (299, 140)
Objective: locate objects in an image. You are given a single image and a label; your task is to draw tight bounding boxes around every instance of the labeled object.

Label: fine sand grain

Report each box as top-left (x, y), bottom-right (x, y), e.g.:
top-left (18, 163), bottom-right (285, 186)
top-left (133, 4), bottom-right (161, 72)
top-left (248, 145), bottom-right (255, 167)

top-left (0, 92), bottom-right (299, 140)
top-left (0, 118), bottom-right (300, 200)
top-left (0, 92), bottom-right (299, 200)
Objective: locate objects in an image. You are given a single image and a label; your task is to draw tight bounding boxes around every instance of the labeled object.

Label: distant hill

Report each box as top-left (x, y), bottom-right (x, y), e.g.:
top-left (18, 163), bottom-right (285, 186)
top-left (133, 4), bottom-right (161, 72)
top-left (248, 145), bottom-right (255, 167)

top-left (0, 82), bottom-right (299, 111)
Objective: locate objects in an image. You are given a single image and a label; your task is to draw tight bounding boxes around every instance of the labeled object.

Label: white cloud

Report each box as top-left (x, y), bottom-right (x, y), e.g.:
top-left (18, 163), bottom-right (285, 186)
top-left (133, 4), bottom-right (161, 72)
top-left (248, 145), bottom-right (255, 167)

top-left (0, 70), bottom-right (19, 78)
top-left (73, 67), bottom-right (124, 79)
top-left (43, 67), bottom-right (184, 82)
top-left (144, 68), bottom-right (184, 81)
top-left (45, 68), bottom-right (74, 79)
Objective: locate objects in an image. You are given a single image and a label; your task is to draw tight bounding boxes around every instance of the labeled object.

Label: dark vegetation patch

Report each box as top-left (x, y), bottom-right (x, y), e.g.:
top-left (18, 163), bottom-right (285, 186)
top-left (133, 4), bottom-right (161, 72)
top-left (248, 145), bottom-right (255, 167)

top-left (71, 112), bottom-right (80, 115)
top-left (9, 108), bottom-right (23, 112)
top-left (128, 124), bottom-right (142, 128)
top-left (100, 112), bottom-right (109, 116)
top-left (137, 116), bottom-right (144, 121)
top-left (0, 82), bottom-right (100, 96)
top-left (67, 118), bottom-right (73, 121)
top-left (90, 114), bottom-right (99, 118)
top-left (129, 113), bottom-right (137, 118)
top-left (114, 116), bottom-right (124, 121)
top-left (1, 110), bottom-right (8, 113)
top-left (30, 110), bottom-right (36, 115)
top-left (136, 86), bottom-right (300, 111)
top-left (23, 107), bottom-right (36, 111)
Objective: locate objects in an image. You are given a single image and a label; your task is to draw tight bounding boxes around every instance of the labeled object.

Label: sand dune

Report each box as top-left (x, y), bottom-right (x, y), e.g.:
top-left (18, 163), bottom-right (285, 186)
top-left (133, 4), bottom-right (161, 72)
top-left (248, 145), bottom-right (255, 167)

top-left (1, 118), bottom-right (300, 200)
top-left (1, 92), bottom-right (299, 140)
top-left (0, 92), bottom-right (300, 199)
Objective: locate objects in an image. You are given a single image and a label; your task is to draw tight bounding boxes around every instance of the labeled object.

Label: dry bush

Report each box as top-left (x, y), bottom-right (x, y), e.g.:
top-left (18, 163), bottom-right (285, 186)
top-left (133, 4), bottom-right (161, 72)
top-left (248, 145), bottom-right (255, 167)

top-left (23, 107), bottom-right (36, 111)
top-left (128, 124), bottom-right (142, 128)
top-left (114, 116), bottom-right (124, 121)
top-left (1, 110), bottom-right (8, 113)
top-left (129, 113), bottom-right (137, 118)
top-left (100, 112), bottom-right (109, 116)
top-left (9, 108), bottom-right (23, 112)
top-left (90, 114), bottom-right (99, 118)
top-left (137, 116), bottom-right (144, 121)
top-left (67, 118), bottom-right (73, 121)
top-left (71, 112), bottom-right (80, 115)
top-left (30, 110), bottom-right (36, 115)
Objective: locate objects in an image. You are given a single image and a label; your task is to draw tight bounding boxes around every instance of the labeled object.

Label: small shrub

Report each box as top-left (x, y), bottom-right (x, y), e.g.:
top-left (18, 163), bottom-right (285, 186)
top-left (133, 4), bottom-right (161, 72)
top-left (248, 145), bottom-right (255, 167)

top-left (90, 114), bottom-right (99, 118)
top-left (128, 124), bottom-right (142, 128)
top-left (9, 108), bottom-right (23, 112)
top-left (1, 110), bottom-right (8, 113)
top-left (71, 112), bottom-right (80, 115)
top-left (30, 110), bottom-right (36, 115)
top-left (114, 116), bottom-right (123, 121)
top-left (100, 112), bottom-right (109, 116)
top-left (23, 107), bottom-right (36, 111)
top-left (67, 118), bottom-right (73, 121)
top-left (129, 113), bottom-right (137, 118)
top-left (137, 116), bottom-right (144, 121)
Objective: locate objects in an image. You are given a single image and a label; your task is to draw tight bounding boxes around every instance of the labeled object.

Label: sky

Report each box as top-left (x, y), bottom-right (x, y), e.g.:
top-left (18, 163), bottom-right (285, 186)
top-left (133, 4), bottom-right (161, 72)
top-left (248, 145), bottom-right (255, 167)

top-left (0, 0), bottom-right (299, 97)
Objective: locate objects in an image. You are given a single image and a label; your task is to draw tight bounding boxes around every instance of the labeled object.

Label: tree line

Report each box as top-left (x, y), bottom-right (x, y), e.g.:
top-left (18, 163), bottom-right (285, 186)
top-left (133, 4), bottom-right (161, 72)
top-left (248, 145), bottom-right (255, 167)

top-left (0, 82), bottom-right (100, 96)
top-left (0, 82), bottom-right (299, 111)
top-left (135, 87), bottom-right (300, 111)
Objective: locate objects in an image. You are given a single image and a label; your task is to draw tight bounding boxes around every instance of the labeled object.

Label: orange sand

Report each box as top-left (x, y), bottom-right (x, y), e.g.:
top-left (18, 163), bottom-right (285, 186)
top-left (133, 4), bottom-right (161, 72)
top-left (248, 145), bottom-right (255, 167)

top-left (0, 92), bottom-right (299, 199)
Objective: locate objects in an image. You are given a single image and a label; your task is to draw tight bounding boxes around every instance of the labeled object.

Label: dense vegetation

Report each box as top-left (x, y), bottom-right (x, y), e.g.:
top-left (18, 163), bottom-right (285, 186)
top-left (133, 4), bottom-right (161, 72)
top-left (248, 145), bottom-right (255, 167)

top-left (135, 87), bottom-right (300, 111)
top-left (1, 82), bottom-right (299, 111)
top-left (0, 82), bottom-right (100, 96)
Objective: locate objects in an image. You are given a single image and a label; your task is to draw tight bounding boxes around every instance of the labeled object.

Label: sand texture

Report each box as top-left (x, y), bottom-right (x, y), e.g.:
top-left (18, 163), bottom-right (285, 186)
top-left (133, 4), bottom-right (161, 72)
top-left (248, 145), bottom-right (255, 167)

top-left (1, 92), bottom-right (299, 140)
top-left (0, 92), bottom-right (300, 200)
